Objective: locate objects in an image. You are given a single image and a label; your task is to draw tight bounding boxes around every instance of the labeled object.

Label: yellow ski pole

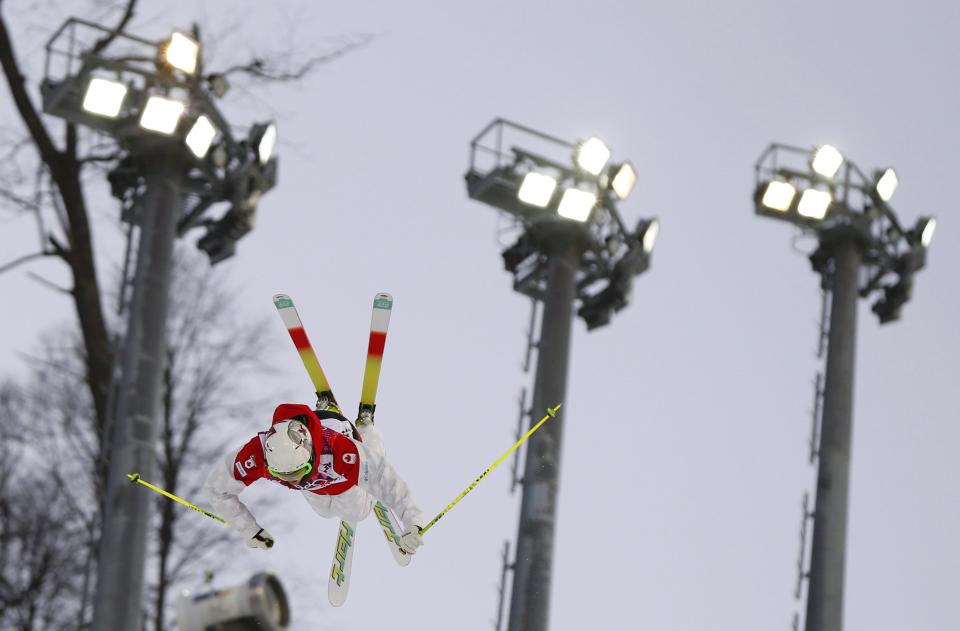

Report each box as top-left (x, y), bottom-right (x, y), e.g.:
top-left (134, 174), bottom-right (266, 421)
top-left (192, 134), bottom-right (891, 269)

top-left (127, 473), bottom-right (229, 526)
top-left (420, 404), bottom-right (561, 535)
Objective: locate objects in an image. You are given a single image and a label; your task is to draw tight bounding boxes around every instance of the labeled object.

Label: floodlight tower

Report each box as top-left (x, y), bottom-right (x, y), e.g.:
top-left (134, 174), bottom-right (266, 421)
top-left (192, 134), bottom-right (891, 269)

top-left (466, 118), bottom-right (658, 631)
top-left (40, 18), bottom-right (278, 630)
top-left (754, 143), bottom-right (935, 631)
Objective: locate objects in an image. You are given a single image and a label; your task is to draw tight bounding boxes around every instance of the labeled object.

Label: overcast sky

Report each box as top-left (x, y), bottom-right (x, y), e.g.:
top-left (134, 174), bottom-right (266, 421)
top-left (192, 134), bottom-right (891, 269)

top-left (2, 1), bottom-right (958, 630)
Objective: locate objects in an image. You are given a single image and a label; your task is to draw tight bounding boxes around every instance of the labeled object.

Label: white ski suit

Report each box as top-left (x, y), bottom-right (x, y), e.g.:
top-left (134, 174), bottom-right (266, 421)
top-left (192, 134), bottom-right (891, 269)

top-left (202, 403), bottom-right (424, 542)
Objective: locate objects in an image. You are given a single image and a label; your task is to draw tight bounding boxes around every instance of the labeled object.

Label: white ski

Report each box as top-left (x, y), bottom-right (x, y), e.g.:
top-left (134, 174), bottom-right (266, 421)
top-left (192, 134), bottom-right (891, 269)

top-left (374, 502), bottom-right (412, 567)
top-left (357, 293), bottom-right (412, 566)
top-left (328, 520), bottom-right (356, 607)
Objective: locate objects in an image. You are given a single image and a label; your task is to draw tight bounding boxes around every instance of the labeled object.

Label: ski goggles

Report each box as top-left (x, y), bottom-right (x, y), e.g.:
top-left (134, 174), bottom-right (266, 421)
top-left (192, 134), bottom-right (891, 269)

top-left (268, 461), bottom-right (313, 482)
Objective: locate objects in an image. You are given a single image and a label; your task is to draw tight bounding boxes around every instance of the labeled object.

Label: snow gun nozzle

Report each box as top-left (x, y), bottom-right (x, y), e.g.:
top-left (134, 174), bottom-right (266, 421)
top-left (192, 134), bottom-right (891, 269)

top-left (127, 473), bottom-right (141, 483)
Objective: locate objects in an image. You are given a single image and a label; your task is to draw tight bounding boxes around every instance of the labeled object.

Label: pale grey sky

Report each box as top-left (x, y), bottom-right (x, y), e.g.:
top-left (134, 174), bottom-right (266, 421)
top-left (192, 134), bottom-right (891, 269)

top-left (2, 1), bottom-right (958, 630)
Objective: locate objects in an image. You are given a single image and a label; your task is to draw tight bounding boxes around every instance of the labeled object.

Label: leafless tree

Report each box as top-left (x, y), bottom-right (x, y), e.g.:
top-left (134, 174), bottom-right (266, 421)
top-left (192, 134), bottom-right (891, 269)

top-left (144, 250), bottom-right (272, 631)
top-left (0, 1), bottom-right (372, 628)
top-left (0, 250), bottom-right (273, 630)
top-left (0, 0), bottom-right (374, 474)
top-left (0, 0), bottom-right (122, 457)
top-left (0, 370), bottom-right (88, 631)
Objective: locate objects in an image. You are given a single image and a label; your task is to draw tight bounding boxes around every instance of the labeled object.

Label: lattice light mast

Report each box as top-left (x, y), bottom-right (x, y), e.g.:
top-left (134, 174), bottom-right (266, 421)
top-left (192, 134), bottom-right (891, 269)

top-left (754, 143), bottom-right (935, 631)
top-left (466, 118), bottom-right (658, 631)
top-left (40, 18), bottom-right (278, 631)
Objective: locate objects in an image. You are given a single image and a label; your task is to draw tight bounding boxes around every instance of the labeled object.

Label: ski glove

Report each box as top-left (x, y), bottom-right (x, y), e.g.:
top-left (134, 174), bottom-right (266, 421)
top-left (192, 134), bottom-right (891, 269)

top-left (247, 528), bottom-right (275, 549)
top-left (400, 526), bottom-right (424, 554)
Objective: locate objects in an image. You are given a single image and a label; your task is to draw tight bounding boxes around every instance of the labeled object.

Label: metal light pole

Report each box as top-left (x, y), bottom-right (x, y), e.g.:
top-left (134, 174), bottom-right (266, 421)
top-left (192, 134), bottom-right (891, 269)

top-left (92, 145), bottom-right (185, 629)
top-left (754, 143), bottom-right (935, 631)
top-left (509, 243), bottom-right (578, 631)
top-left (466, 119), bottom-right (658, 631)
top-left (806, 235), bottom-right (860, 631)
top-left (40, 19), bottom-right (279, 630)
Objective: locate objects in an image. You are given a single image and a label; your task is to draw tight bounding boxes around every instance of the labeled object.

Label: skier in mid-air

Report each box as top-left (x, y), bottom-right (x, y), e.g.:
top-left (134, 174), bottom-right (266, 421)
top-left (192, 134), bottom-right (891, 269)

top-left (203, 401), bottom-right (425, 554)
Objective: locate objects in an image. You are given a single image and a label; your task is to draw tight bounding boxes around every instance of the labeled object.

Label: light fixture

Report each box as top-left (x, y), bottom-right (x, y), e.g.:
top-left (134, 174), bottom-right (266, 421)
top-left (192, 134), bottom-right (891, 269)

top-left (164, 32), bottom-right (199, 75)
top-left (811, 144), bottom-right (844, 178)
top-left (517, 172), bottom-right (557, 207)
top-left (917, 217), bottom-right (936, 247)
top-left (641, 219), bottom-right (659, 254)
top-left (797, 189), bottom-right (832, 219)
top-left (872, 281), bottom-right (910, 324)
top-left (139, 95), bottom-right (185, 134)
top-left (501, 233), bottom-right (537, 273)
top-left (557, 187), bottom-right (596, 222)
top-left (185, 115), bottom-right (217, 159)
top-left (256, 123), bottom-right (277, 164)
top-left (81, 77), bottom-right (128, 118)
top-left (575, 137), bottom-right (611, 176)
top-left (610, 162), bottom-right (637, 200)
top-left (760, 180), bottom-right (796, 212)
top-left (875, 168), bottom-right (899, 202)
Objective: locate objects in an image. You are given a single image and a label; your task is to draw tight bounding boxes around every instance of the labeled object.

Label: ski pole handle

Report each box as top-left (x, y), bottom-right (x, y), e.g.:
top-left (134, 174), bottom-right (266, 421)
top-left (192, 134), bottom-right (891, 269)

top-left (127, 473), bottom-right (229, 525)
top-left (419, 404), bottom-right (561, 535)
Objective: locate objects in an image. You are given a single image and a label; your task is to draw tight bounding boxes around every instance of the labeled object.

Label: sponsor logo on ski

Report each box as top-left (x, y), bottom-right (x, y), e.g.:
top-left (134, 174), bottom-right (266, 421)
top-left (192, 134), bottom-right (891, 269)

top-left (331, 521), bottom-right (355, 586)
top-left (374, 504), bottom-right (402, 545)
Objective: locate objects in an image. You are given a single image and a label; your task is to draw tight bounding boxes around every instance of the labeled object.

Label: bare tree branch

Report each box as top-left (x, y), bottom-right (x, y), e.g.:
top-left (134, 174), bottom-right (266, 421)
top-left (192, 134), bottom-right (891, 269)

top-left (65, 121), bottom-right (78, 163)
top-left (0, 133), bottom-right (32, 163)
top-left (0, 186), bottom-right (41, 213)
top-left (0, 250), bottom-right (53, 275)
top-left (221, 32), bottom-right (377, 82)
top-left (0, 8), bottom-right (61, 166)
top-left (91, 0), bottom-right (138, 56)
top-left (26, 271), bottom-right (70, 294)
top-left (78, 151), bottom-right (123, 165)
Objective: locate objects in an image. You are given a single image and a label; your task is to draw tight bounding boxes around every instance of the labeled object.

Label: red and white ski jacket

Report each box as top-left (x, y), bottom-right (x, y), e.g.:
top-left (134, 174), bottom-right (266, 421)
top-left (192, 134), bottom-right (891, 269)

top-left (203, 403), bottom-right (423, 539)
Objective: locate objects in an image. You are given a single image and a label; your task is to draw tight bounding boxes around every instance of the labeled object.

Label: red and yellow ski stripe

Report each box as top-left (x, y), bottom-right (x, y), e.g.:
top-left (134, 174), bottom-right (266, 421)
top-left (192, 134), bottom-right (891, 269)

top-left (360, 293), bottom-right (392, 406)
top-left (273, 294), bottom-right (335, 399)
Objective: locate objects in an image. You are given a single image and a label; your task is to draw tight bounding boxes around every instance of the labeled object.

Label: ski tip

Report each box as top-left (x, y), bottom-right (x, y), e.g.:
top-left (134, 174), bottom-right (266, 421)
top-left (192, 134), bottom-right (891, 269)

top-left (373, 292), bottom-right (393, 309)
top-left (273, 294), bottom-right (294, 309)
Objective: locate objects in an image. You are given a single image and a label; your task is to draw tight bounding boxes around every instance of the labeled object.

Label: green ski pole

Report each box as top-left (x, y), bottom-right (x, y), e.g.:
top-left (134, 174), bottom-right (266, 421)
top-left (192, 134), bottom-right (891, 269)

top-left (420, 404), bottom-right (561, 535)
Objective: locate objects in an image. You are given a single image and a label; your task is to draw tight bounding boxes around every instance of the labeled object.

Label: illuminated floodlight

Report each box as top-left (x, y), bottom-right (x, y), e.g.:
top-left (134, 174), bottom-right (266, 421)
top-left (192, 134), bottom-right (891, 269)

top-left (257, 123), bottom-right (277, 164)
top-left (576, 137), bottom-right (611, 176)
top-left (139, 96), bottom-right (185, 134)
top-left (610, 162), bottom-right (637, 200)
top-left (642, 219), bottom-right (659, 254)
top-left (760, 180), bottom-right (796, 212)
top-left (797, 189), bottom-right (832, 219)
top-left (185, 115), bottom-right (217, 158)
top-left (517, 172), bottom-right (557, 207)
top-left (81, 77), bottom-right (127, 118)
top-left (811, 145), bottom-right (844, 178)
top-left (875, 168), bottom-right (899, 202)
top-left (164, 32), bottom-right (199, 75)
top-left (557, 187), bottom-right (596, 222)
top-left (918, 217), bottom-right (936, 247)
